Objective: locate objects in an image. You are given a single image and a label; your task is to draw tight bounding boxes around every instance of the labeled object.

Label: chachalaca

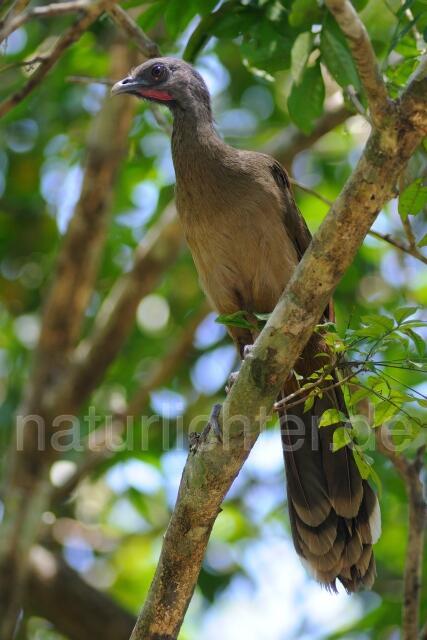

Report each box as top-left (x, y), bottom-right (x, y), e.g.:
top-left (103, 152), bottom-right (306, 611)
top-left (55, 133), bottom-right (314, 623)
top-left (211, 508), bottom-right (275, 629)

top-left (112, 58), bottom-right (381, 592)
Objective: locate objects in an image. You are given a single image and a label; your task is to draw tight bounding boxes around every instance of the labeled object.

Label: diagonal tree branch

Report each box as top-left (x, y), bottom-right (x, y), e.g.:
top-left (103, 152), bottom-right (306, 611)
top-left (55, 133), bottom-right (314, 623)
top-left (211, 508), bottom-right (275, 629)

top-left (0, 43), bottom-right (136, 639)
top-left (368, 229), bottom-right (427, 265)
top-left (51, 205), bottom-right (185, 413)
top-left (0, 0), bottom-right (118, 119)
top-left (265, 105), bottom-right (351, 169)
top-left (0, 0), bottom-right (89, 43)
top-left (129, 56), bottom-right (426, 640)
top-left (26, 546), bottom-right (136, 640)
top-left (324, 0), bottom-right (392, 128)
top-left (27, 45), bottom-right (136, 407)
top-left (107, 5), bottom-right (160, 58)
top-left (289, 181), bottom-right (427, 266)
top-left (376, 428), bottom-right (426, 640)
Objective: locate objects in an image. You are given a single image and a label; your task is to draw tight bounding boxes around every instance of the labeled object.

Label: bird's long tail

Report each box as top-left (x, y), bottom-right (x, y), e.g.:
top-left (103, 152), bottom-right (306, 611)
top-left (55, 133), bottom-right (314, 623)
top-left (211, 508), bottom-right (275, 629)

top-left (280, 335), bottom-right (381, 592)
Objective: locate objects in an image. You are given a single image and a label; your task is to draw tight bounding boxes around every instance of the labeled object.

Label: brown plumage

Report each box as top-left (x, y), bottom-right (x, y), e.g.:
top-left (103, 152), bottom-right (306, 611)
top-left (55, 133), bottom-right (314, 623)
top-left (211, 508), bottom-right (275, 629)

top-left (112, 57), bottom-right (381, 591)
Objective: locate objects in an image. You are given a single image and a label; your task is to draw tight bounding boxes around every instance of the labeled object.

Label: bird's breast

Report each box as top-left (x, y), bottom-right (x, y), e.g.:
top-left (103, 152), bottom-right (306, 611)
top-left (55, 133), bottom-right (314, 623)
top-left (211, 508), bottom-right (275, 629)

top-left (176, 183), bottom-right (299, 316)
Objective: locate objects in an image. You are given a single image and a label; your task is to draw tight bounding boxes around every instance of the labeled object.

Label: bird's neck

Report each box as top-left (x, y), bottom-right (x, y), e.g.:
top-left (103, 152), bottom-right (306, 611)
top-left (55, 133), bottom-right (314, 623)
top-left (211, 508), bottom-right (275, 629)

top-left (171, 106), bottom-right (225, 178)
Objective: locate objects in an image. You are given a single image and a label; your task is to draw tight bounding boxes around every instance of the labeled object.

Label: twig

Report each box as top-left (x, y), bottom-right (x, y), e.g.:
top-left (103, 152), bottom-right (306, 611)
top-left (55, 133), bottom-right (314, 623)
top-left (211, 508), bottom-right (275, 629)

top-left (66, 74), bottom-right (113, 85)
top-left (402, 216), bottom-right (418, 250)
top-left (325, 0), bottom-right (393, 128)
top-left (0, 0), bottom-right (89, 43)
top-left (27, 546), bottom-right (136, 640)
top-left (264, 105), bottom-right (351, 168)
top-left (0, 0), bottom-right (117, 119)
top-left (107, 4), bottom-right (160, 58)
top-left (376, 428), bottom-right (426, 640)
top-left (290, 181), bottom-right (427, 266)
top-left (290, 179), bottom-right (333, 207)
top-left (0, 0), bottom-right (31, 40)
top-left (273, 367), bottom-right (362, 412)
top-left (0, 56), bottom-right (50, 74)
top-left (369, 230), bottom-right (427, 265)
top-left (399, 0), bottom-right (424, 50)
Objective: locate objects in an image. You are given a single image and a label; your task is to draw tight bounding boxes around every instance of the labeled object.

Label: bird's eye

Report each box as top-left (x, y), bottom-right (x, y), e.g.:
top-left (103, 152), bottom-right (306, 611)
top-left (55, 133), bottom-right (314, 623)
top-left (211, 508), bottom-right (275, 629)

top-left (151, 64), bottom-right (165, 80)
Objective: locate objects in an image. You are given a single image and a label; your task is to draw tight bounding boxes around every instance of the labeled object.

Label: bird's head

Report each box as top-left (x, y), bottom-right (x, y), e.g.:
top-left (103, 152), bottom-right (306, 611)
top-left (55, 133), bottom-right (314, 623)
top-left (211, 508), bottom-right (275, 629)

top-left (111, 57), bottom-right (211, 119)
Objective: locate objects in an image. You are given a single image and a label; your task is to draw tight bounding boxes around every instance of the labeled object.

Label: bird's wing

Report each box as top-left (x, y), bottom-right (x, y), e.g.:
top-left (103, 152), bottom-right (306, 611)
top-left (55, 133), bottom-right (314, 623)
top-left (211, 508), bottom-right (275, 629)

top-left (270, 160), bottom-right (313, 259)
top-left (269, 159), bottom-right (334, 322)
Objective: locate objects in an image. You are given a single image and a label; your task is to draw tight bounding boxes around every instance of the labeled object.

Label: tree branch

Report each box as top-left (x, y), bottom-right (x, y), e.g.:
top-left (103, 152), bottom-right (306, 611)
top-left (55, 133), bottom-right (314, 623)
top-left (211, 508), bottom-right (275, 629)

top-left (376, 428), bottom-right (426, 640)
top-left (107, 5), bottom-right (160, 58)
top-left (27, 546), bottom-right (136, 640)
top-left (0, 42), bottom-right (135, 639)
top-left (369, 230), bottom-right (427, 265)
top-left (26, 45), bottom-right (136, 410)
top-left (290, 181), bottom-right (427, 266)
top-left (52, 205), bottom-right (184, 413)
top-left (0, 0), bottom-right (118, 119)
top-left (129, 55), bottom-right (426, 640)
top-left (324, 0), bottom-right (392, 128)
top-left (0, 0), bottom-right (89, 43)
top-left (264, 105), bottom-right (351, 169)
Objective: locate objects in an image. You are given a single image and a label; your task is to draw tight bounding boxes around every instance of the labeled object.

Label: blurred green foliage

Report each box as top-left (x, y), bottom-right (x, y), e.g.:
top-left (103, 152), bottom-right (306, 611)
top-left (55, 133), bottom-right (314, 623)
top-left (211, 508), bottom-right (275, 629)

top-left (0, 0), bottom-right (426, 639)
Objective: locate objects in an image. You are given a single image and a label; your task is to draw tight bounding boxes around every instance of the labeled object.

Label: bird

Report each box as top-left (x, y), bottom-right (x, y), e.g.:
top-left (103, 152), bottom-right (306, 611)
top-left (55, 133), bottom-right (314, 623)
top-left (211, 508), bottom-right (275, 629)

top-left (112, 57), bottom-right (381, 592)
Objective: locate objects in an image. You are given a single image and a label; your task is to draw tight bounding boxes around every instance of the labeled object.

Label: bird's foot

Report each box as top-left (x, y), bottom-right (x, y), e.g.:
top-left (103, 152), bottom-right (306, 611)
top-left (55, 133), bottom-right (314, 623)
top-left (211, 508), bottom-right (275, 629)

top-left (201, 402), bottom-right (222, 443)
top-left (225, 345), bottom-right (254, 394)
top-left (243, 344), bottom-right (254, 358)
top-left (225, 371), bottom-right (238, 394)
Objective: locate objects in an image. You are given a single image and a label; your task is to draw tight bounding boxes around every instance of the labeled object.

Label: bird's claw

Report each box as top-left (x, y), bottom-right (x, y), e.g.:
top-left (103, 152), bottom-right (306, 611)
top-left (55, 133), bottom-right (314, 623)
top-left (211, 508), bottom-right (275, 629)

top-left (202, 403), bottom-right (223, 443)
top-left (225, 371), bottom-right (238, 394)
top-left (225, 345), bottom-right (253, 394)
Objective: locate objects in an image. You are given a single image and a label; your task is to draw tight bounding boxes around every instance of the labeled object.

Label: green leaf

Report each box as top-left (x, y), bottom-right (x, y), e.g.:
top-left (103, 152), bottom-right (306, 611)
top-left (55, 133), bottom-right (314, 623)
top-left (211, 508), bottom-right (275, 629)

top-left (290, 32), bottom-right (312, 83)
top-left (287, 63), bottom-right (325, 134)
top-left (353, 449), bottom-right (371, 480)
top-left (399, 326), bottom-right (426, 356)
top-left (164, 0), bottom-right (199, 38)
top-left (352, 325), bottom-right (387, 339)
top-left (209, 4), bottom-right (260, 39)
top-left (398, 178), bottom-right (427, 220)
top-left (374, 401), bottom-right (400, 427)
top-left (394, 306), bottom-right (418, 323)
top-left (361, 314), bottom-right (395, 331)
top-left (304, 394), bottom-right (315, 413)
top-left (352, 0), bottom-right (369, 8)
top-left (367, 462), bottom-right (383, 497)
top-left (319, 408), bottom-right (346, 427)
top-left (320, 16), bottom-right (361, 91)
top-left (289, 0), bottom-right (322, 27)
top-left (215, 311), bottom-right (255, 330)
top-left (137, 1), bottom-right (167, 30)
top-left (254, 312), bottom-right (271, 322)
top-left (242, 23), bottom-right (293, 73)
top-left (192, 0), bottom-right (218, 15)
top-left (419, 233), bottom-right (427, 247)
top-left (332, 427), bottom-right (352, 452)
top-left (349, 388), bottom-right (370, 407)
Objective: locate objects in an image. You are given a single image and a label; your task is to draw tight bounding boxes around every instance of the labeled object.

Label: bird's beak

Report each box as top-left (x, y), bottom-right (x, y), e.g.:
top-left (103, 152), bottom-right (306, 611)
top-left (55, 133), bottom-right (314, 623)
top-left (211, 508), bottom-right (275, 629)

top-left (111, 76), bottom-right (145, 96)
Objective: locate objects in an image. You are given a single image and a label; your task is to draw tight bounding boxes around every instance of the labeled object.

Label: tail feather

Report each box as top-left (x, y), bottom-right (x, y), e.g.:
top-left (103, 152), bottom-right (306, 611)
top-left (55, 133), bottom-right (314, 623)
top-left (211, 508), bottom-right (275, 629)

top-left (294, 510), bottom-right (338, 554)
top-left (281, 349), bottom-right (380, 593)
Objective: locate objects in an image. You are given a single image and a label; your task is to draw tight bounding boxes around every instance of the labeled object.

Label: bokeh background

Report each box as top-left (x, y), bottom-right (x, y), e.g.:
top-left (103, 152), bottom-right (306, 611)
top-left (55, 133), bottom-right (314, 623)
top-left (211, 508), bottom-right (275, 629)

top-left (0, 0), bottom-right (426, 638)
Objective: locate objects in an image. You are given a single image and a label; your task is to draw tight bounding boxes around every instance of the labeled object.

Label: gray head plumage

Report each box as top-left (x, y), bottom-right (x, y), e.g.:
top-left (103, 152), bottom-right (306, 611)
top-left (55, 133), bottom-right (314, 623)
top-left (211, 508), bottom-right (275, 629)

top-left (111, 57), bottom-right (212, 120)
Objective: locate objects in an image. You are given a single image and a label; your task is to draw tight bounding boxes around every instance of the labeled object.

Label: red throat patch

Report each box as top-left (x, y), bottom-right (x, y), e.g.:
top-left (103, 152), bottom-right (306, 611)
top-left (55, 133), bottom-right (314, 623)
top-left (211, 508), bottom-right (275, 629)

top-left (138, 88), bottom-right (173, 101)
